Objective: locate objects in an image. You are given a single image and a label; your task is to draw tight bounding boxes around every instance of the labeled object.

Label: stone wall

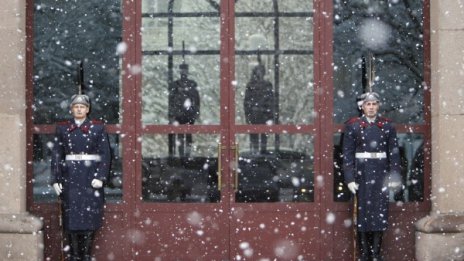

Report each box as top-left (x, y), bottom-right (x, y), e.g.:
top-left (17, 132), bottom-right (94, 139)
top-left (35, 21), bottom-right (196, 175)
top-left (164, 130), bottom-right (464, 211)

top-left (0, 0), bottom-right (43, 260)
top-left (416, 1), bottom-right (464, 260)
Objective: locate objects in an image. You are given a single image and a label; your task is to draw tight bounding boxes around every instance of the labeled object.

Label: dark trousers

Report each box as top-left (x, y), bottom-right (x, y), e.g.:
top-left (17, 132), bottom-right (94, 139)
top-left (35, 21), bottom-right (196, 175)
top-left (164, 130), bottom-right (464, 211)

top-left (168, 133), bottom-right (193, 157)
top-left (249, 133), bottom-right (268, 154)
top-left (67, 231), bottom-right (95, 261)
top-left (357, 231), bottom-right (383, 261)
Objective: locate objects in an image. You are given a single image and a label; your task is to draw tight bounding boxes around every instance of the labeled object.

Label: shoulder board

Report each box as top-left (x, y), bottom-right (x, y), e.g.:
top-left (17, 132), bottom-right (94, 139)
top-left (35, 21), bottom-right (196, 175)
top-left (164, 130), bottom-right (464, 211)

top-left (90, 120), bottom-right (103, 125)
top-left (345, 117), bottom-right (361, 125)
top-left (378, 117), bottom-right (392, 122)
top-left (57, 120), bottom-right (71, 126)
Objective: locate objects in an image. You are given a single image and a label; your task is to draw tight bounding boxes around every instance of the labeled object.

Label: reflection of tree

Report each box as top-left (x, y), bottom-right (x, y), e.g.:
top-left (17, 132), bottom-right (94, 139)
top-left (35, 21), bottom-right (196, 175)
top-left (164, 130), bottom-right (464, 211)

top-left (333, 0), bottom-right (424, 124)
top-left (33, 0), bottom-right (121, 124)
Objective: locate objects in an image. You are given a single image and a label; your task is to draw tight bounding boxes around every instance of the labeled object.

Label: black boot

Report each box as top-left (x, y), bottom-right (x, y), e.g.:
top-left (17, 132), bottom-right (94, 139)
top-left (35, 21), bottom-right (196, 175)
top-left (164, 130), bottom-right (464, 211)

top-left (68, 233), bottom-right (81, 261)
top-left (372, 231), bottom-right (383, 261)
top-left (357, 232), bottom-right (370, 261)
top-left (81, 231), bottom-right (95, 261)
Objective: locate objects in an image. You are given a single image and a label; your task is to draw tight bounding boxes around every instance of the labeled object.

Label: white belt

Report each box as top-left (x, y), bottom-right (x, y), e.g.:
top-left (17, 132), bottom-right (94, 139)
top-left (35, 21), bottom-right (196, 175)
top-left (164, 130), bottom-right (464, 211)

top-left (355, 152), bottom-right (387, 159)
top-left (65, 154), bottom-right (101, 161)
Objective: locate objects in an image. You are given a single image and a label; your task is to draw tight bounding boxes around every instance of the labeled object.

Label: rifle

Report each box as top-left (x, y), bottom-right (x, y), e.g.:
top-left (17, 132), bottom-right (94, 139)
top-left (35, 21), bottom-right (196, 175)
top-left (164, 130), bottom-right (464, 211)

top-left (76, 60), bottom-right (84, 95)
top-left (362, 52), bottom-right (375, 93)
top-left (58, 196), bottom-right (66, 261)
top-left (353, 194), bottom-right (358, 261)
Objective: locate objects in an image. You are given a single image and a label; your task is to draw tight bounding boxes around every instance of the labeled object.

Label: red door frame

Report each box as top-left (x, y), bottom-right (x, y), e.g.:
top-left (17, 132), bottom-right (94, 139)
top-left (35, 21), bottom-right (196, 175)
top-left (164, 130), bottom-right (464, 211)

top-left (226, 0), bottom-right (324, 259)
top-left (128, 0), bottom-right (232, 259)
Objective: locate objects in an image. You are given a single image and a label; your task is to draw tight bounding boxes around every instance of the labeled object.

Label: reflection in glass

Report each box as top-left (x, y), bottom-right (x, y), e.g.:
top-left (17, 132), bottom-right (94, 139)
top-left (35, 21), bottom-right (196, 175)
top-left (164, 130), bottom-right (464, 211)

top-left (333, 0), bottom-right (425, 124)
top-left (333, 133), bottom-right (424, 202)
top-left (142, 134), bottom-right (220, 203)
top-left (235, 0), bottom-right (313, 12)
top-left (141, 2), bottom-right (220, 125)
top-left (235, 1), bottom-right (314, 125)
top-left (235, 134), bottom-right (314, 203)
top-left (106, 135), bottom-right (123, 203)
top-left (33, 0), bottom-right (122, 124)
top-left (32, 134), bottom-right (123, 203)
top-left (143, 55), bottom-right (220, 125)
top-left (32, 134), bottom-right (54, 202)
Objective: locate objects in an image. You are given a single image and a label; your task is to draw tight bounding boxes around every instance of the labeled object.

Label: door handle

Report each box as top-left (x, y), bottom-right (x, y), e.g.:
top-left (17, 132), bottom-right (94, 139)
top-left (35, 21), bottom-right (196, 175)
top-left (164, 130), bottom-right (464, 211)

top-left (231, 144), bottom-right (239, 191)
top-left (217, 144), bottom-right (229, 191)
top-left (217, 143), bottom-right (222, 191)
top-left (218, 143), bottom-right (239, 191)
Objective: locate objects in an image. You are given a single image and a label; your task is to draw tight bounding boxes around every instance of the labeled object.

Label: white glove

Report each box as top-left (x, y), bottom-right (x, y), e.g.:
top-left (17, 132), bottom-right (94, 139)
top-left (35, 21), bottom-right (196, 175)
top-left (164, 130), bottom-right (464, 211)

top-left (91, 179), bottom-right (103, 189)
top-left (53, 183), bottom-right (62, 196)
top-left (347, 182), bottom-right (359, 194)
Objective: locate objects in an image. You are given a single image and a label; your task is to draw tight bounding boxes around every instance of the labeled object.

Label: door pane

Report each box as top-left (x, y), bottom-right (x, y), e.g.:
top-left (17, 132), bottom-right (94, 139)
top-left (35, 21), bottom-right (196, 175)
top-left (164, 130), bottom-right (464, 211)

top-left (235, 0), bottom-right (314, 125)
top-left (142, 134), bottom-right (220, 203)
top-left (141, 1), bottom-right (220, 125)
top-left (33, 0), bottom-right (122, 124)
top-left (333, 0), bottom-right (425, 124)
top-left (235, 134), bottom-right (314, 203)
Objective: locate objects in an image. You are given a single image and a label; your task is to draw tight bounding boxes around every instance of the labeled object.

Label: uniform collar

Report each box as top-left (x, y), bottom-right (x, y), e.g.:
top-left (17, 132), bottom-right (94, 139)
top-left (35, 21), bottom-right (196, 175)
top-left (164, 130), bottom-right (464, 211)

top-left (360, 116), bottom-right (386, 129)
top-left (68, 118), bottom-right (91, 133)
top-left (360, 115), bottom-right (375, 123)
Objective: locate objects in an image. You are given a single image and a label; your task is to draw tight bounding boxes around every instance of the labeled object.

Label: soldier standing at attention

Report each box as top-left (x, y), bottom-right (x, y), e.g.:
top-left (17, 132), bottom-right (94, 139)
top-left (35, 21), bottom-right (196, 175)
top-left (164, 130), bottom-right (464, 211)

top-left (343, 92), bottom-right (401, 261)
top-left (51, 93), bottom-right (111, 261)
top-left (168, 62), bottom-right (200, 157)
top-left (244, 63), bottom-right (275, 154)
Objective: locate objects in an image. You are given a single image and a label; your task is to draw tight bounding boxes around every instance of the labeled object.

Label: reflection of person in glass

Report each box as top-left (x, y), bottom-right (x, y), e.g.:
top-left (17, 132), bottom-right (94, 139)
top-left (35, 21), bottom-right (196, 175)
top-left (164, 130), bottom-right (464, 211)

top-left (244, 63), bottom-right (275, 154)
top-left (343, 92), bottom-right (401, 261)
top-left (168, 63), bottom-right (200, 157)
top-left (51, 94), bottom-right (111, 261)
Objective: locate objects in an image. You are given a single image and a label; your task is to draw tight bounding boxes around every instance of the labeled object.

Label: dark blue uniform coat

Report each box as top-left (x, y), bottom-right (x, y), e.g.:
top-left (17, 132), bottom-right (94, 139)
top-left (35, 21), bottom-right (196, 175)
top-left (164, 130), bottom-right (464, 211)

top-left (343, 116), bottom-right (401, 232)
top-left (51, 119), bottom-right (110, 231)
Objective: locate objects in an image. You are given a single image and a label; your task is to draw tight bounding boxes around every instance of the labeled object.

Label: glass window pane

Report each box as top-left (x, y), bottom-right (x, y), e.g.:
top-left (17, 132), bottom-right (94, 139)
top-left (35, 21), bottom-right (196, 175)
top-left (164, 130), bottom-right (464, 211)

top-left (278, 0), bottom-right (313, 12)
top-left (142, 17), bottom-right (220, 52)
top-left (142, 55), bottom-right (220, 125)
top-left (33, 0), bottom-right (122, 124)
top-left (279, 55), bottom-right (314, 124)
top-left (141, 4), bottom-right (220, 125)
top-left (142, 0), bottom-right (219, 13)
top-left (333, 0), bottom-right (425, 124)
top-left (235, 17), bottom-right (275, 50)
top-left (142, 134), bottom-right (220, 203)
top-left (333, 133), bottom-right (424, 203)
top-left (235, 0), bottom-right (274, 12)
top-left (236, 134), bottom-right (314, 203)
top-left (235, 55), bottom-right (314, 125)
top-left (280, 17), bottom-right (313, 50)
top-left (32, 134), bottom-right (123, 203)
top-left (235, 1), bottom-right (314, 125)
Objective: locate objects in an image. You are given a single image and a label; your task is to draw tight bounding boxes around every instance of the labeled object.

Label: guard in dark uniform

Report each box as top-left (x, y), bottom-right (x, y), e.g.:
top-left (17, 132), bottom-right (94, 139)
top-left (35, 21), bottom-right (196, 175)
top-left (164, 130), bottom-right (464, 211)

top-left (343, 92), bottom-right (401, 261)
top-left (51, 94), bottom-right (111, 261)
top-left (244, 64), bottom-right (275, 154)
top-left (168, 63), bottom-right (200, 157)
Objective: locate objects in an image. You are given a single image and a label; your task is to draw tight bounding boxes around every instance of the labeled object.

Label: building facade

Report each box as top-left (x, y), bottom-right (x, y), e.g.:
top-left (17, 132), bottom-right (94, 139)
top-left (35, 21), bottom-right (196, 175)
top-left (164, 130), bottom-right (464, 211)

top-left (0, 0), bottom-right (462, 260)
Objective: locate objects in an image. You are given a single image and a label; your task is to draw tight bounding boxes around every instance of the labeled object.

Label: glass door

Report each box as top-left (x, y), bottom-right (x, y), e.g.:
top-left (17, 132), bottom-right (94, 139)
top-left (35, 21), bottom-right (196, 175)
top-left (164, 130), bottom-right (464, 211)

top-left (136, 0), bottom-right (229, 259)
top-left (229, 1), bottom-right (320, 260)
top-left (137, 0), bottom-right (320, 259)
